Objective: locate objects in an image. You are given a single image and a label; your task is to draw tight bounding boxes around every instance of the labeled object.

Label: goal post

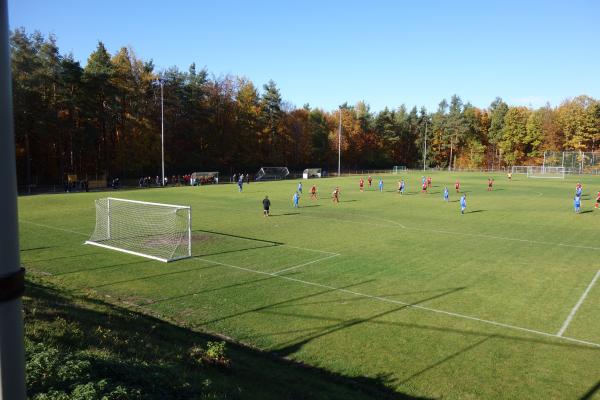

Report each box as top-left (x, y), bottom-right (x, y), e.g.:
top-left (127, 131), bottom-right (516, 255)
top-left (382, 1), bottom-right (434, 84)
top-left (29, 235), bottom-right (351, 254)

top-left (527, 166), bottom-right (565, 179)
top-left (85, 197), bottom-right (192, 262)
top-left (392, 166), bottom-right (407, 174)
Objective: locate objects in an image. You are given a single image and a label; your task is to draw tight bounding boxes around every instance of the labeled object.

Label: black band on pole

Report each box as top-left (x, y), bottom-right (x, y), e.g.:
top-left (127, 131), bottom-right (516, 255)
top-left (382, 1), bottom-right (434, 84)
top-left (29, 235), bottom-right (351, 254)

top-left (0, 267), bottom-right (25, 302)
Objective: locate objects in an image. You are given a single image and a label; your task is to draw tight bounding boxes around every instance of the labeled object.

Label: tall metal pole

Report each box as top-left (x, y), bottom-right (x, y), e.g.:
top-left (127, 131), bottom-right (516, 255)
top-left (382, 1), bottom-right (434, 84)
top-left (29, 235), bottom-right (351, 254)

top-left (338, 106), bottom-right (342, 176)
top-left (0, 0), bottom-right (27, 397)
top-left (160, 81), bottom-right (165, 186)
top-left (423, 121), bottom-right (428, 171)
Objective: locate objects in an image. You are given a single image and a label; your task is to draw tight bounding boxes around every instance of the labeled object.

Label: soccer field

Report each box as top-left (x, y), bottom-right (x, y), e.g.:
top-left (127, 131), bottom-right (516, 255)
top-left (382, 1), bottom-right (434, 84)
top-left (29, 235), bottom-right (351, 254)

top-left (18, 171), bottom-right (600, 399)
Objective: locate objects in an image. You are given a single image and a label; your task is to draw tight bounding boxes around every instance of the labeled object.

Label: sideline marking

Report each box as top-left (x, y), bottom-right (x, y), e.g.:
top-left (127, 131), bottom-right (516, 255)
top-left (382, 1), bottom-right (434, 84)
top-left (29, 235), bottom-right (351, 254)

top-left (272, 253), bottom-right (340, 275)
top-left (557, 269), bottom-right (600, 337)
top-left (21, 220), bottom-right (88, 237)
top-left (194, 257), bottom-right (600, 349)
top-left (21, 216), bottom-right (600, 348)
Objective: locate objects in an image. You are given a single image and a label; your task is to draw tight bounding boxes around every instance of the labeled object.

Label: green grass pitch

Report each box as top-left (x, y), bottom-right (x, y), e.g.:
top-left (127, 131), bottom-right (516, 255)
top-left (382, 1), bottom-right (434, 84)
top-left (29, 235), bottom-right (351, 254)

top-left (19, 171), bottom-right (600, 399)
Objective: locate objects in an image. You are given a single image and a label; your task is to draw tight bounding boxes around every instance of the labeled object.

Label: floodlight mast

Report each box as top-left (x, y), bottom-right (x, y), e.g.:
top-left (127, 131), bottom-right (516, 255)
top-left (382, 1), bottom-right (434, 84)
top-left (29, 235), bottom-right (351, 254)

top-left (423, 120), bottom-right (428, 171)
top-left (153, 78), bottom-right (165, 186)
top-left (0, 0), bottom-right (27, 397)
top-left (338, 106), bottom-right (342, 176)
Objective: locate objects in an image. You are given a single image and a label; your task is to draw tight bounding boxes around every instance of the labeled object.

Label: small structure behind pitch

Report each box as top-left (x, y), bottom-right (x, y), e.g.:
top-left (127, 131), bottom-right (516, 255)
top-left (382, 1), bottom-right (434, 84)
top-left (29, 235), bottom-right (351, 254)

top-left (302, 168), bottom-right (322, 179)
top-left (85, 197), bottom-right (192, 262)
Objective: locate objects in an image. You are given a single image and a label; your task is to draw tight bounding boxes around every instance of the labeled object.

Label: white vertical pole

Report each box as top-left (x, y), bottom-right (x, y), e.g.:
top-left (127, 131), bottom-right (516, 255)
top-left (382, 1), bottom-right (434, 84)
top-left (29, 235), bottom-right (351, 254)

top-left (187, 207), bottom-right (192, 258)
top-left (160, 81), bottom-right (165, 187)
top-left (106, 198), bottom-right (111, 240)
top-left (0, 0), bottom-right (27, 396)
top-left (338, 107), bottom-right (341, 176)
top-left (423, 121), bottom-right (427, 171)
top-left (543, 151), bottom-right (546, 169)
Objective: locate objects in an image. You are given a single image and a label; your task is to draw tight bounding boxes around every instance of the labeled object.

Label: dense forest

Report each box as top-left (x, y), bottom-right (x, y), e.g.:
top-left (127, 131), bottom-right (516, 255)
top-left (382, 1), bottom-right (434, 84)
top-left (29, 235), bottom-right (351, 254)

top-left (10, 29), bottom-right (600, 186)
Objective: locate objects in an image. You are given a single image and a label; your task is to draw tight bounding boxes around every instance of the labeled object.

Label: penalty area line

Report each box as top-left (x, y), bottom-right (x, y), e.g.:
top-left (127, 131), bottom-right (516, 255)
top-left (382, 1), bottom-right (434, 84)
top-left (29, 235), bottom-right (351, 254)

top-left (557, 269), bottom-right (600, 337)
top-left (194, 257), bottom-right (600, 349)
top-left (20, 220), bottom-right (89, 237)
top-left (272, 253), bottom-right (340, 275)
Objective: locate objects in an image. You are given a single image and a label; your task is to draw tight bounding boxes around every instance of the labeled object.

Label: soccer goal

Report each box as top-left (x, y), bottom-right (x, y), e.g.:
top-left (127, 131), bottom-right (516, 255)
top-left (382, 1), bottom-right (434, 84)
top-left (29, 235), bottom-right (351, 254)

top-left (302, 168), bottom-right (322, 179)
top-left (255, 167), bottom-right (290, 181)
top-left (527, 166), bottom-right (565, 179)
top-left (85, 198), bottom-right (192, 262)
top-left (392, 166), bottom-right (407, 174)
top-left (511, 166), bottom-right (531, 175)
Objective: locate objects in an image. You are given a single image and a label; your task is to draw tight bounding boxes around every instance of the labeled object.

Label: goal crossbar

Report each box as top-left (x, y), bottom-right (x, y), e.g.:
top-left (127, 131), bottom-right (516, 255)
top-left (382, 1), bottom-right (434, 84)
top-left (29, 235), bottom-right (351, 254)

top-left (102, 197), bottom-right (191, 209)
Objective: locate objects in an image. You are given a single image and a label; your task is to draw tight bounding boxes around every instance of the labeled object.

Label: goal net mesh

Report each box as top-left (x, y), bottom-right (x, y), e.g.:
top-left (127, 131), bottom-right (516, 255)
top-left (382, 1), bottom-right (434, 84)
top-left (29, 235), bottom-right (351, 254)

top-left (86, 198), bottom-right (191, 262)
top-left (527, 166), bottom-right (565, 179)
top-left (255, 167), bottom-right (290, 181)
top-left (392, 166), bottom-right (407, 174)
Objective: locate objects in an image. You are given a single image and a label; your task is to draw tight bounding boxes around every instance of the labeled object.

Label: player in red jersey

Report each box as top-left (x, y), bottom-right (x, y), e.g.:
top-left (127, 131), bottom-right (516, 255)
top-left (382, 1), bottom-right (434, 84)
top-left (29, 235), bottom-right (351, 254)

top-left (332, 187), bottom-right (340, 204)
top-left (310, 185), bottom-right (318, 200)
top-left (421, 181), bottom-right (428, 193)
top-left (487, 177), bottom-right (494, 191)
top-left (359, 178), bottom-right (365, 192)
top-left (596, 191), bottom-right (600, 209)
top-left (368, 176), bottom-right (372, 187)
top-left (455, 179), bottom-right (460, 193)
top-left (427, 176), bottom-right (432, 188)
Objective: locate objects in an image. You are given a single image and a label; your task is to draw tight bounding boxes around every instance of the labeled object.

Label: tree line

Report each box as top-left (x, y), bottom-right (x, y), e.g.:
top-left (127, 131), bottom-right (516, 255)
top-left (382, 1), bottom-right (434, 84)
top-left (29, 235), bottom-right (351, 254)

top-left (10, 29), bottom-right (600, 186)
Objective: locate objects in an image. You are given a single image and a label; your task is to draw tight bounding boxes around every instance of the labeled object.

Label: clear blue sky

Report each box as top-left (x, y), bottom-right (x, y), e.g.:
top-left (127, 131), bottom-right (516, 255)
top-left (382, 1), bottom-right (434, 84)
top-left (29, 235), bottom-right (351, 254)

top-left (9, 0), bottom-right (600, 112)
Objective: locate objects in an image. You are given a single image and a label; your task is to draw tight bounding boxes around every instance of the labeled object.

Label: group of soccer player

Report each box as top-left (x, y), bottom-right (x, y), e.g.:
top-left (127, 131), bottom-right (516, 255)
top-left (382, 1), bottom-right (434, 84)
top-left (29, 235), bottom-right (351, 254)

top-left (259, 173), bottom-right (598, 216)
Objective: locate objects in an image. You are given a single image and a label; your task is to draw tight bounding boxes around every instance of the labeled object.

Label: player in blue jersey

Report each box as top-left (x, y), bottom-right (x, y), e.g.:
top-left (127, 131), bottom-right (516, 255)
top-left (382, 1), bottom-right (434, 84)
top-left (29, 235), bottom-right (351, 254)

top-left (574, 195), bottom-right (581, 213)
top-left (443, 187), bottom-right (449, 202)
top-left (378, 178), bottom-right (384, 192)
top-left (398, 179), bottom-right (405, 195)
top-left (292, 191), bottom-right (300, 208)
top-left (460, 194), bottom-right (467, 214)
top-left (237, 174), bottom-right (244, 192)
top-left (575, 183), bottom-right (582, 198)
top-left (298, 182), bottom-right (303, 194)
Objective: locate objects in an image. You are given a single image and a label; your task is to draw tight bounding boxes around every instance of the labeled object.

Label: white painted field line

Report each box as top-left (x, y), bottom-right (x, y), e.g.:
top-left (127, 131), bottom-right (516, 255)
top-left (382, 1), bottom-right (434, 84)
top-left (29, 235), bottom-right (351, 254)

top-left (195, 257), bottom-right (600, 349)
top-left (20, 220), bottom-right (88, 237)
top-left (272, 253), bottom-right (340, 275)
top-left (281, 244), bottom-right (339, 256)
top-left (21, 215), bottom-right (600, 348)
top-left (557, 269), bottom-right (600, 337)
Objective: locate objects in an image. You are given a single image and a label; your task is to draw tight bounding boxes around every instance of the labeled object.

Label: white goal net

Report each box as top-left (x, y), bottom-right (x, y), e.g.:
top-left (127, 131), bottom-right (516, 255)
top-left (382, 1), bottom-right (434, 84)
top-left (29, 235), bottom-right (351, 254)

top-left (511, 166), bottom-right (531, 174)
top-left (392, 166), bottom-right (407, 174)
top-left (255, 167), bottom-right (290, 181)
top-left (85, 198), bottom-right (192, 262)
top-left (527, 166), bottom-right (565, 179)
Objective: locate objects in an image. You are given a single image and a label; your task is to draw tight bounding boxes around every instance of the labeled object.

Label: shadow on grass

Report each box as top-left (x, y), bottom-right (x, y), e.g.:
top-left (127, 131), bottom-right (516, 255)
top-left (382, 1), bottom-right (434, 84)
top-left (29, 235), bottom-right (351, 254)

top-left (580, 380), bottom-right (600, 399)
top-left (269, 287), bottom-right (467, 358)
top-left (24, 279), bottom-right (426, 399)
top-left (192, 229), bottom-right (283, 245)
top-left (579, 210), bottom-right (593, 214)
top-left (52, 259), bottom-right (153, 276)
top-left (196, 243), bottom-right (279, 257)
top-left (469, 210), bottom-right (486, 214)
top-left (20, 246), bottom-right (54, 252)
top-left (301, 204), bottom-right (321, 208)
top-left (270, 212), bottom-right (301, 217)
